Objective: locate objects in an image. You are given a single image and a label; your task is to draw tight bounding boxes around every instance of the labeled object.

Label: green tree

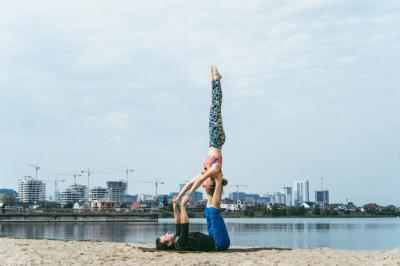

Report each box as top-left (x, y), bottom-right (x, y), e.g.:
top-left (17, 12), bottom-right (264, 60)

top-left (313, 205), bottom-right (321, 215)
top-left (294, 206), bottom-right (306, 216)
top-left (321, 209), bottom-right (329, 216)
top-left (0, 192), bottom-right (17, 206)
top-left (63, 202), bottom-right (73, 209)
top-left (244, 208), bottom-right (255, 217)
top-left (271, 204), bottom-right (281, 217)
top-left (42, 201), bottom-right (62, 211)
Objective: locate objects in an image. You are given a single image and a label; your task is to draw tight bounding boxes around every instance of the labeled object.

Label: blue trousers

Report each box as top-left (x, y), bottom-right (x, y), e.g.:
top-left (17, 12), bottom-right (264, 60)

top-left (205, 207), bottom-right (230, 251)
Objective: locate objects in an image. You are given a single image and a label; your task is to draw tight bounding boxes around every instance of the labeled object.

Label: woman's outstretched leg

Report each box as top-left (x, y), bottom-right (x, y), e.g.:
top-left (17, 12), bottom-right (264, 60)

top-left (209, 66), bottom-right (225, 150)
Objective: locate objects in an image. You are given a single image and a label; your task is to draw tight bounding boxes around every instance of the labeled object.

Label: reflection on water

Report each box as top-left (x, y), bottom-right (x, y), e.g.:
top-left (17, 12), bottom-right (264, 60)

top-left (1, 218), bottom-right (400, 250)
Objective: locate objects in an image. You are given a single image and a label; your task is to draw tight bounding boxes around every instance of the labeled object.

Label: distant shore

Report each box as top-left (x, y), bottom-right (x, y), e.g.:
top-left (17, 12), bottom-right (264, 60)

top-left (0, 212), bottom-right (158, 222)
top-left (1, 237), bottom-right (399, 266)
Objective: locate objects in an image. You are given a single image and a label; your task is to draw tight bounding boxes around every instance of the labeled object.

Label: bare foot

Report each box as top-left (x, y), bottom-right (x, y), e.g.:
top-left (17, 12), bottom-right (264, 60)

top-left (211, 65), bottom-right (222, 81)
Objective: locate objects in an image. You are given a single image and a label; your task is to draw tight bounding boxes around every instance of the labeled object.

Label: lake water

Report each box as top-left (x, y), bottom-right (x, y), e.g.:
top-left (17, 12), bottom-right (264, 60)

top-left (1, 218), bottom-right (400, 250)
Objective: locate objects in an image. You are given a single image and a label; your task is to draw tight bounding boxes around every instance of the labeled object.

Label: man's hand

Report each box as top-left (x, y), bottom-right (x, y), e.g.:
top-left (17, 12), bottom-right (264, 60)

top-left (173, 195), bottom-right (179, 207)
top-left (182, 194), bottom-right (190, 206)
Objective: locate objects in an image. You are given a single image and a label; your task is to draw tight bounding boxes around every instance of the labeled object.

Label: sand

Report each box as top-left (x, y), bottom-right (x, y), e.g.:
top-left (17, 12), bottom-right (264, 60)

top-left (0, 237), bottom-right (399, 266)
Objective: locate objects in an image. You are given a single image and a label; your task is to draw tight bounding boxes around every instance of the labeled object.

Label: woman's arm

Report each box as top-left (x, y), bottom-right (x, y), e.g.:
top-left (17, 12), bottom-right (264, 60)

top-left (176, 171), bottom-right (204, 199)
top-left (187, 164), bottom-right (220, 197)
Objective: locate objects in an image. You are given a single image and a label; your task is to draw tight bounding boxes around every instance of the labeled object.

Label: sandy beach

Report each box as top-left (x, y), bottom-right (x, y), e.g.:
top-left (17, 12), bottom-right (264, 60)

top-left (0, 237), bottom-right (399, 266)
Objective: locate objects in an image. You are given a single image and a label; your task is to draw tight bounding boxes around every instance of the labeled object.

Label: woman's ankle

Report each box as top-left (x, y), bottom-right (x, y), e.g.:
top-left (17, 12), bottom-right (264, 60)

top-left (211, 65), bottom-right (222, 81)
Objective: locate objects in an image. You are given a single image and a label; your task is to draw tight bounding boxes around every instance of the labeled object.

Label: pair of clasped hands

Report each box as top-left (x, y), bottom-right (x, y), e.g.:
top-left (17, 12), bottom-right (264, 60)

top-left (173, 194), bottom-right (189, 208)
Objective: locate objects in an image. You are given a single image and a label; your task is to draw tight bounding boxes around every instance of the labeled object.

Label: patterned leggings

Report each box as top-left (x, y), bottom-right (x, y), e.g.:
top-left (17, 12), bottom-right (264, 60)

top-left (209, 80), bottom-right (225, 149)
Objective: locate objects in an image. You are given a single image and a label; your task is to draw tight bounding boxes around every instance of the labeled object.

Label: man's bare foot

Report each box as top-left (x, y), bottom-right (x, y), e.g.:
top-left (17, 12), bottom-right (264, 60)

top-left (211, 65), bottom-right (222, 81)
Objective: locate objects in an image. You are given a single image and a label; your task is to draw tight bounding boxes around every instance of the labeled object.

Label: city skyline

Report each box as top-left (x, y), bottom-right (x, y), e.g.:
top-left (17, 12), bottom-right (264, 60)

top-left (0, 1), bottom-right (399, 206)
top-left (2, 166), bottom-right (399, 206)
top-left (5, 174), bottom-right (394, 207)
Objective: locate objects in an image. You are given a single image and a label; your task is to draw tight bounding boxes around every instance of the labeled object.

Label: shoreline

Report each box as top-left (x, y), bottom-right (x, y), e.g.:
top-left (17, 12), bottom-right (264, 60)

top-left (0, 213), bottom-right (158, 223)
top-left (1, 237), bottom-right (399, 265)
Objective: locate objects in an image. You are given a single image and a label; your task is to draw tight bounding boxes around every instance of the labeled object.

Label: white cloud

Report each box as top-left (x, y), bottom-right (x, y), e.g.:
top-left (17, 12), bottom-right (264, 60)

top-left (0, 0), bottom-right (399, 204)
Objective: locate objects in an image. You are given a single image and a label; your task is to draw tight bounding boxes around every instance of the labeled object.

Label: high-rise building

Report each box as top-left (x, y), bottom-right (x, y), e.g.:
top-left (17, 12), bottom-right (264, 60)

top-left (262, 193), bottom-right (274, 203)
top-left (18, 176), bottom-right (46, 203)
top-left (60, 184), bottom-right (87, 205)
top-left (228, 192), bottom-right (246, 202)
top-left (280, 186), bottom-right (293, 206)
top-left (293, 180), bottom-right (309, 206)
top-left (272, 192), bottom-right (286, 204)
top-left (107, 181), bottom-right (127, 202)
top-left (315, 190), bottom-right (329, 207)
top-left (54, 191), bottom-right (61, 203)
top-left (245, 194), bottom-right (261, 202)
top-left (90, 187), bottom-right (108, 201)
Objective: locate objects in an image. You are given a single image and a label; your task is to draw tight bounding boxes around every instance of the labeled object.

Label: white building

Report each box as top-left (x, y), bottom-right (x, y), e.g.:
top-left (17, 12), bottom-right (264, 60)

top-left (18, 176), bottom-right (46, 203)
top-left (293, 180), bottom-right (309, 206)
top-left (272, 192), bottom-right (286, 205)
top-left (221, 200), bottom-right (245, 211)
top-left (60, 184), bottom-right (88, 205)
top-left (280, 186), bottom-right (292, 206)
top-left (90, 187), bottom-right (108, 201)
top-left (138, 194), bottom-right (154, 202)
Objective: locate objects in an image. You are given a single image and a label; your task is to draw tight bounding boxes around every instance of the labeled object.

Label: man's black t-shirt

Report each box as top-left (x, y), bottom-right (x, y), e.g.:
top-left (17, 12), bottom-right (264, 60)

top-left (175, 223), bottom-right (216, 251)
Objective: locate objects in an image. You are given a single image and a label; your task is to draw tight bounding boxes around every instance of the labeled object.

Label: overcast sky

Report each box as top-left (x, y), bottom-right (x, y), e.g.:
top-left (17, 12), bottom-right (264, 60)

top-left (0, 0), bottom-right (399, 205)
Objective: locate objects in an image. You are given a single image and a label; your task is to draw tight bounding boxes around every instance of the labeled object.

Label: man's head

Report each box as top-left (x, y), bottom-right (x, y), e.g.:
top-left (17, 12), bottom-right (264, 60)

top-left (156, 233), bottom-right (177, 250)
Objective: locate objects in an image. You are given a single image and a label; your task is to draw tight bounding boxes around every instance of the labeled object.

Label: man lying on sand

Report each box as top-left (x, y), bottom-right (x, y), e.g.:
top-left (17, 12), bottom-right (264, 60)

top-left (156, 172), bottom-right (230, 251)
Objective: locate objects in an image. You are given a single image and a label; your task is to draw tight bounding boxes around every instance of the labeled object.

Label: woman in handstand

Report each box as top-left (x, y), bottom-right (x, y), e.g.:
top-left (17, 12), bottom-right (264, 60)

top-left (177, 65), bottom-right (227, 199)
top-left (156, 173), bottom-right (230, 251)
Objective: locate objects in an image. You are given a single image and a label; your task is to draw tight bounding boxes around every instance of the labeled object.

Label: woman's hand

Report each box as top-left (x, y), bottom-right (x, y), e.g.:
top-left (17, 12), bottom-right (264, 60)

top-left (182, 194), bottom-right (190, 206)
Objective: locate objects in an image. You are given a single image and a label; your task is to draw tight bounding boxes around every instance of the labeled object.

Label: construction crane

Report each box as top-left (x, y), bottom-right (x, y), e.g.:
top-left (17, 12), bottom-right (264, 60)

top-left (53, 179), bottom-right (65, 200)
top-left (112, 167), bottom-right (134, 193)
top-left (52, 178), bottom-right (66, 203)
top-left (51, 172), bottom-right (82, 185)
top-left (28, 164), bottom-right (40, 180)
top-left (131, 179), bottom-right (164, 202)
top-left (231, 184), bottom-right (248, 202)
top-left (42, 177), bottom-right (66, 203)
top-left (81, 169), bottom-right (110, 200)
top-left (72, 173), bottom-right (82, 185)
top-left (320, 176), bottom-right (325, 190)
